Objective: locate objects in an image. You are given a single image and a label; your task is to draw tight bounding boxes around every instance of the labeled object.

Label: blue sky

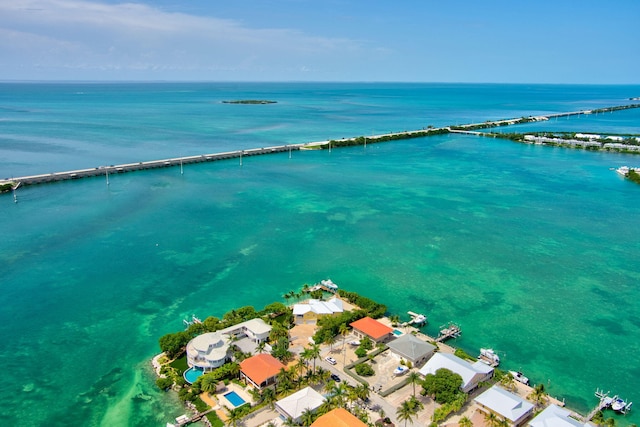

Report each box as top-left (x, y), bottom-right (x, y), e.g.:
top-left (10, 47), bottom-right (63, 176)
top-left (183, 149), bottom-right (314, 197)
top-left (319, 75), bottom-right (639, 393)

top-left (1, 0), bottom-right (638, 83)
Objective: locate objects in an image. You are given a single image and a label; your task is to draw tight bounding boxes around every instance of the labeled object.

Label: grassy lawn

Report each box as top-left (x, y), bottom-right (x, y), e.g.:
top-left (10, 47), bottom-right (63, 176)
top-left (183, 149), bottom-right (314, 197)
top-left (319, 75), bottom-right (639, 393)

top-left (170, 355), bottom-right (189, 374)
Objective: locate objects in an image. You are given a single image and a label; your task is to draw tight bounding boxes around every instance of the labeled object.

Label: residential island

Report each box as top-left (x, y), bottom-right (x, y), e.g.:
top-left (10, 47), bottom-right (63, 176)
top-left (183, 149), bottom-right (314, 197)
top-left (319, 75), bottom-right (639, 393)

top-left (152, 280), bottom-right (632, 427)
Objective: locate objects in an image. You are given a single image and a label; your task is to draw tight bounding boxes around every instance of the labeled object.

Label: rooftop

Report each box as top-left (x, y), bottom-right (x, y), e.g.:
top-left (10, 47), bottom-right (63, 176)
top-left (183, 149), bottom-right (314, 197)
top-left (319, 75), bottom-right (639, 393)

top-left (239, 353), bottom-right (285, 386)
top-left (276, 386), bottom-right (325, 421)
top-left (311, 408), bottom-right (367, 427)
top-left (350, 316), bottom-right (393, 340)
top-left (474, 385), bottom-right (534, 423)
top-left (386, 333), bottom-right (436, 361)
top-left (529, 404), bottom-right (595, 427)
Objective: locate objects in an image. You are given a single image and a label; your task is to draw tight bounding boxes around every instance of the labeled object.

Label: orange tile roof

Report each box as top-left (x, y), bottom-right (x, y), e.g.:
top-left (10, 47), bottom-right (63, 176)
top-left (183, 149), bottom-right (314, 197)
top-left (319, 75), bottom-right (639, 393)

top-left (350, 316), bottom-right (393, 340)
top-left (240, 353), bottom-right (285, 386)
top-left (311, 408), bottom-right (367, 427)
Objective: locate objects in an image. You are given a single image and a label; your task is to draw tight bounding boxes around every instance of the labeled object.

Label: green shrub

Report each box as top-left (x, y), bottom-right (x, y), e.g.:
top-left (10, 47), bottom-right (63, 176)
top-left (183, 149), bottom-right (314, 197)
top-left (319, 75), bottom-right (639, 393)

top-left (155, 377), bottom-right (174, 390)
top-left (355, 363), bottom-right (374, 376)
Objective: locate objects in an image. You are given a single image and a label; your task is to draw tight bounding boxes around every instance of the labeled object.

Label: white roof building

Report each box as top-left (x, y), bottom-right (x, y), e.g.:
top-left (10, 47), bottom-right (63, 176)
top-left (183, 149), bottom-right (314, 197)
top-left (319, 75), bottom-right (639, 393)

top-left (293, 297), bottom-right (344, 323)
top-left (529, 404), bottom-right (596, 427)
top-left (219, 317), bottom-right (272, 343)
top-left (418, 352), bottom-right (493, 393)
top-left (186, 331), bottom-right (231, 371)
top-left (474, 385), bottom-right (534, 426)
top-left (275, 386), bottom-right (325, 423)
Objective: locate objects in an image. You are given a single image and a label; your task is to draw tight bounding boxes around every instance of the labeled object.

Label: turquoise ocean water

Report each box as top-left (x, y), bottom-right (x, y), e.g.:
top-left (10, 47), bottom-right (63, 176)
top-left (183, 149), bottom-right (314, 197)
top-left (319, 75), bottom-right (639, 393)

top-left (1, 83), bottom-right (640, 426)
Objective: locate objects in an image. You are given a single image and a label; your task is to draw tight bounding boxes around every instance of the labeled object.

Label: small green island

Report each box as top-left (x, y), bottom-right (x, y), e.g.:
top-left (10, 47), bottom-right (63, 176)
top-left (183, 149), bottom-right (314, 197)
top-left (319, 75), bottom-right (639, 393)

top-left (222, 100), bottom-right (277, 104)
top-left (153, 280), bottom-right (626, 427)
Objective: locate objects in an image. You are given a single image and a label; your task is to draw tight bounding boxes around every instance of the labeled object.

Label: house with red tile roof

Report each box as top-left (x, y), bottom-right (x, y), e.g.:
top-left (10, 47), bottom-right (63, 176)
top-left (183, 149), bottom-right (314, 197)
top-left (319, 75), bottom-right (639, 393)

top-left (311, 408), bottom-right (368, 427)
top-left (239, 353), bottom-right (285, 389)
top-left (349, 316), bottom-right (393, 343)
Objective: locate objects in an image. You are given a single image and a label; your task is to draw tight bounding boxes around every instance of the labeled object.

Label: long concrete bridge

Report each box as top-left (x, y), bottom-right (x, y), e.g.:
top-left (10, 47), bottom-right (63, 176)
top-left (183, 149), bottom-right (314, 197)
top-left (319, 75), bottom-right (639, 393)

top-left (2, 102), bottom-right (639, 191)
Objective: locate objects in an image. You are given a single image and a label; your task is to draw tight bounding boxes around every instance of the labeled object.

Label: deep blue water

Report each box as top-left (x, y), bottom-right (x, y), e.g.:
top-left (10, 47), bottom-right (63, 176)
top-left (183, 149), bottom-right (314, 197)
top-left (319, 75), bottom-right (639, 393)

top-left (1, 83), bottom-right (639, 426)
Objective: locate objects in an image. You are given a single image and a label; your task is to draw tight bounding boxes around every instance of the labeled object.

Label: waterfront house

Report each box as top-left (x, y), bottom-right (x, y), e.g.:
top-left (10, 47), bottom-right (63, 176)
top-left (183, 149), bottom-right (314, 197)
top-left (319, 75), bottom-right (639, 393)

top-left (350, 316), bottom-right (393, 344)
top-left (218, 318), bottom-right (272, 343)
top-left (292, 297), bottom-right (344, 325)
top-left (418, 352), bottom-right (494, 393)
top-left (311, 408), bottom-right (368, 427)
top-left (275, 386), bottom-right (325, 423)
top-left (186, 331), bottom-right (231, 372)
top-left (528, 404), bottom-right (596, 427)
top-left (386, 333), bottom-right (436, 367)
top-left (239, 353), bottom-right (285, 390)
top-left (474, 385), bottom-right (534, 426)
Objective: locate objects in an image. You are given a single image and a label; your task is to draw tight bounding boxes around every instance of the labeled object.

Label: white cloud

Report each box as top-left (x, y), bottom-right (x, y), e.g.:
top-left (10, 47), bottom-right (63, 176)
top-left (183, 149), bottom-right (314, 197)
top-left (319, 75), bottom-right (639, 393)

top-left (0, 0), bottom-right (372, 79)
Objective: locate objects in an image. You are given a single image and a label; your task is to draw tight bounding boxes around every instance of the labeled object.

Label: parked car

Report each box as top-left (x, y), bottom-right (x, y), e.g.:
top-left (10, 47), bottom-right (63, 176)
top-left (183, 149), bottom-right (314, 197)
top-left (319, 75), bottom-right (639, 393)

top-left (330, 373), bottom-right (341, 382)
top-left (325, 356), bottom-right (337, 365)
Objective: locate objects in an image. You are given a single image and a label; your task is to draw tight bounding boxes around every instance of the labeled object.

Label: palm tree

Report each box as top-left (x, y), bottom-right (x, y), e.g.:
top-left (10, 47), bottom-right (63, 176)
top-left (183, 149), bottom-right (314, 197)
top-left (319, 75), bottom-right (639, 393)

top-left (256, 340), bottom-right (266, 354)
top-left (324, 334), bottom-right (336, 353)
top-left (484, 411), bottom-right (499, 427)
top-left (309, 344), bottom-right (321, 374)
top-left (262, 387), bottom-right (276, 409)
top-left (389, 314), bottom-right (400, 326)
top-left (528, 383), bottom-right (547, 407)
top-left (300, 408), bottom-right (315, 426)
top-left (226, 407), bottom-right (242, 427)
top-left (339, 323), bottom-right (349, 365)
top-left (406, 371), bottom-right (422, 397)
top-left (396, 400), bottom-right (417, 427)
top-left (458, 416), bottom-right (473, 427)
top-left (354, 383), bottom-right (370, 404)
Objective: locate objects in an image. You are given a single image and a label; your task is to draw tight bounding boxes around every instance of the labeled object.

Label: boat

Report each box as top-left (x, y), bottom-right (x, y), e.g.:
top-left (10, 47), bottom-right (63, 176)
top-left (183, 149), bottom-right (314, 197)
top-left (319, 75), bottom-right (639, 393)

top-left (349, 340), bottom-right (361, 346)
top-left (393, 366), bottom-right (409, 376)
top-left (509, 370), bottom-right (529, 385)
top-left (478, 348), bottom-right (500, 366)
top-left (612, 397), bottom-right (632, 413)
top-left (617, 166), bottom-right (630, 176)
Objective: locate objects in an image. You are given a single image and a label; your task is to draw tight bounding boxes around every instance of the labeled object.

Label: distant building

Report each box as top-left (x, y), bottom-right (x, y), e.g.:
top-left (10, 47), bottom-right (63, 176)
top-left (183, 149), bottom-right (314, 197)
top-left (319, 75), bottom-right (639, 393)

top-left (186, 331), bottom-right (231, 371)
top-left (418, 352), bottom-right (493, 393)
top-left (293, 297), bottom-right (344, 325)
top-left (350, 316), bottom-right (394, 344)
top-left (275, 386), bottom-right (325, 423)
top-left (528, 404), bottom-right (596, 427)
top-left (311, 408), bottom-right (368, 427)
top-left (240, 353), bottom-right (285, 390)
top-left (575, 133), bottom-right (601, 140)
top-left (386, 333), bottom-right (436, 367)
top-left (474, 385), bottom-right (534, 426)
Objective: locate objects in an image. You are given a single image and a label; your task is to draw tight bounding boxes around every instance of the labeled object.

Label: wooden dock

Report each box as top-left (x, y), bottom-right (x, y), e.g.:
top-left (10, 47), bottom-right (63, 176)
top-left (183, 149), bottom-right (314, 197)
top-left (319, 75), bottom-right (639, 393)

top-left (436, 323), bottom-right (461, 342)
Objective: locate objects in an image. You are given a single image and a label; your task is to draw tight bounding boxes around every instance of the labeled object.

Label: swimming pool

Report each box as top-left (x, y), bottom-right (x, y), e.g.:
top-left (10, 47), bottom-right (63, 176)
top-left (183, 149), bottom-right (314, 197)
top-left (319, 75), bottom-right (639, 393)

top-left (183, 367), bottom-right (203, 384)
top-left (224, 391), bottom-right (247, 407)
top-left (393, 329), bottom-right (403, 336)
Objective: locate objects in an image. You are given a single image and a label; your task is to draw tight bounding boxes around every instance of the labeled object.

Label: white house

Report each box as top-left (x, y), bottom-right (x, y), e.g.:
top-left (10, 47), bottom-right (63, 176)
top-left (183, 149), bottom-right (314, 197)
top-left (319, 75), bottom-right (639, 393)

top-left (474, 385), bottom-right (534, 426)
top-left (292, 297), bottom-right (344, 324)
top-left (275, 386), bottom-right (325, 423)
top-left (219, 318), bottom-right (272, 343)
top-left (186, 331), bottom-right (231, 371)
top-left (418, 352), bottom-right (493, 393)
top-left (529, 404), bottom-right (596, 427)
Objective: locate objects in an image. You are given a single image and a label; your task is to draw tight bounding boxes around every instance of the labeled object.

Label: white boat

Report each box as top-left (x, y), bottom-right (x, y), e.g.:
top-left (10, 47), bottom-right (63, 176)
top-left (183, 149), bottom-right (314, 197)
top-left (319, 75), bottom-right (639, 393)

top-left (349, 340), bottom-right (361, 346)
top-left (479, 348), bottom-right (500, 366)
top-left (509, 370), bottom-right (529, 385)
top-left (612, 397), bottom-right (632, 413)
top-left (393, 366), bottom-right (409, 376)
top-left (617, 166), bottom-right (630, 176)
